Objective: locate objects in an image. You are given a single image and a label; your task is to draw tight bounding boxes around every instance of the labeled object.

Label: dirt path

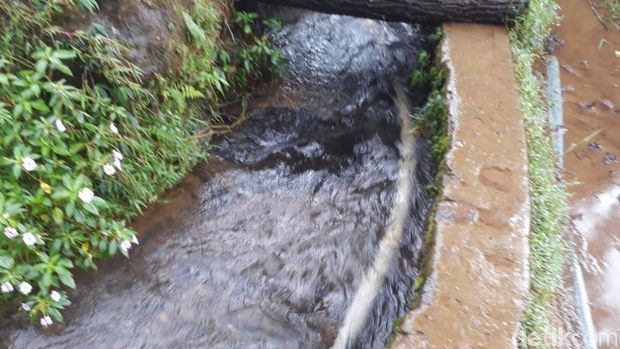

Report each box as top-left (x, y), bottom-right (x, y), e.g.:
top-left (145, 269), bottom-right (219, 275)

top-left (556, 0), bottom-right (620, 346)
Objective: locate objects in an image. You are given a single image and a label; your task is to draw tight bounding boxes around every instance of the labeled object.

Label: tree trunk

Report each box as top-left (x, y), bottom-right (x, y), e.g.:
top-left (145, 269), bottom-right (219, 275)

top-left (257, 0), bottom-right (528, 24)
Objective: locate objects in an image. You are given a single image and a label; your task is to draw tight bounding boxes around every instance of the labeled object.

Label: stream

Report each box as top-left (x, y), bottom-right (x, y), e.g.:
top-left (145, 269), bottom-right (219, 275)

top-left (0, 7), bottom-right (434, 349)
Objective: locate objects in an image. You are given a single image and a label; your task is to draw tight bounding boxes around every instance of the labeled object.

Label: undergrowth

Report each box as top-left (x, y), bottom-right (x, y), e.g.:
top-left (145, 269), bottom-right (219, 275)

top-left (509, 0), bottom-right (569, 346)
top-left (0, 0), bottom-right (283, 326)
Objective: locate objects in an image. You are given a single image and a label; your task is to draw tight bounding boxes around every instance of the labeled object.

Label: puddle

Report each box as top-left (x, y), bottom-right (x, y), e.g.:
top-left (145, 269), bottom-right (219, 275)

top-left (556, 0), bottom-right (620, 345)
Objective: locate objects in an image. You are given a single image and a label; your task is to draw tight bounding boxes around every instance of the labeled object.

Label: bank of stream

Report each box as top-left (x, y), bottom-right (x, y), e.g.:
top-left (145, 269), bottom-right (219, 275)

top-left (0, 7), bottom-right (437, 349)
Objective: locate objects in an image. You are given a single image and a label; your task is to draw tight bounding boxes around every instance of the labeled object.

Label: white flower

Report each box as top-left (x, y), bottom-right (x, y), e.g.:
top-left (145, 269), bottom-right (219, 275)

top-left (112, 150), bottom-right (123, 171)
top-left (103, 164), bottom-right (116, 176)
top-left (40, 316), bottom-right (53, 327)
top-left (55, 119), bottom-right (67, 133)
top-left (109, 122), bottom-right (119, 135)
top-left (119, 240), bottom-right (132, 253)
top-left (20, 303), bottom-right (30, 312)
top-left (1, 282), bottom-right (14, 293)
top-left (131, 234), bottom-right (139, 245)
top-left (18, 281), bottom-right (32, 295)
top-left (112, 150), bottom-right (124, 161)
top-left (50, 290), bottom-right (61, 302)
top-left (4, 227), bottom-right (18, 239)
top-left (22, 157), bottom-right (37, 172)
top-left (78, 188), bottom-right (94, 203)
top-left (22, 232), bottom-right (36, 246)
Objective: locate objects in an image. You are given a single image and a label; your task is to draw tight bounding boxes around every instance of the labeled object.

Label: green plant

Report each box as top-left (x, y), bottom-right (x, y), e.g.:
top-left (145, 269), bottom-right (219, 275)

top-left (0, 0), bottom-right (284, 327)
top-left (410, 33), bottom-right (448, 168)
top-left (508, 0), bottom-right (569, 346)
top-left (31, 0), bottom-right (99, 13)
top-left (219, 11), bottom-right (287, 91)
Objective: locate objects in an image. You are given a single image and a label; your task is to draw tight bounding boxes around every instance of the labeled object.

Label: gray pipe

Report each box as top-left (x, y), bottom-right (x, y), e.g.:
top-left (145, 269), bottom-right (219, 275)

top-left (545, 55), bottom-right (597, 349)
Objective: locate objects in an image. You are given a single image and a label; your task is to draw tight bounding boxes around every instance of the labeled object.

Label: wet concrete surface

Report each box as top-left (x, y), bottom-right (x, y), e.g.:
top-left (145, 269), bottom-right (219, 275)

top-left (0, 9), bottom-right (436, 349)
top-left (392, 23), bottom-right (531, 349)
top-left (556, 0), bottom-right (620, 345)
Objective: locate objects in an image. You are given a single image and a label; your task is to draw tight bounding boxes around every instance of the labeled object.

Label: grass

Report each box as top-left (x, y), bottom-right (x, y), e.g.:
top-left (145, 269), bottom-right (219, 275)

top-left (604, 0), bottom-right (620, 18)
top-left (508, 0), bottom-right (570, 346)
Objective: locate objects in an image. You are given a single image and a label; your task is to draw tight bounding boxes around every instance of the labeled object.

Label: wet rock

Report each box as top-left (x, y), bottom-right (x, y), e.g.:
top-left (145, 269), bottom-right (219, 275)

top-left (603, 153), bottom-right (617, 165)
top-left (562, 63), bottom-right (581, 77)
top-left (266, 7), bottom-right (427, 119)
top-left (600, 99), bottom-right (615, 110)
top-left (588, 142), bottom-right (603, 151)
top-left (58, 0), bottom-right (212, 78)
top-left (563, 84), bottom-right (575, 92)
top-left (578, 101), bottom-right (597, 113)
top-left (544, 32), bottom-right (565, 53)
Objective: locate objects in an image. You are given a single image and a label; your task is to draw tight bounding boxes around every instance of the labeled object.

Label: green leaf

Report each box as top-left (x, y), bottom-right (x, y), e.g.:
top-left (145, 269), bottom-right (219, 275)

top-left (182, 12), bottom-right (206, 44)
top-left (65, 201), bottom-right (75, 217)
top-left (0, 255), bottom-right (14, 269)
top-left (108, 239), bottom-right (117, 255)
top-left (52, 49), bottom-right (77, 60)
top-left (51, 190), bottom-right (71, 200)
top-left (31, 100), bottom-right (50, 113)
top-left (52, 208), bottom-right (64, 224)
top-left (69, 142), bottom-right (85, 154)
top-left (40, 271), bottom-right (53, 292)
top-left (54, 63), bottom-right (73, 77)
top-left (83, 203), bottom-right (99, 216)
top-left (35, 60), bottom-right (48, 75)
top-left (52, 144), bottom-right (70, 156)
top-left (58, 272), bottom-right (75, 289)
top-left (48, 307), bottom-right (63, 322)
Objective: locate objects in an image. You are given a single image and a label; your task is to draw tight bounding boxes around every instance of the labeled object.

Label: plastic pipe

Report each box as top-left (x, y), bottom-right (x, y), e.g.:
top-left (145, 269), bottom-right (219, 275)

top-left (546, 55), bottom-right (598, 349)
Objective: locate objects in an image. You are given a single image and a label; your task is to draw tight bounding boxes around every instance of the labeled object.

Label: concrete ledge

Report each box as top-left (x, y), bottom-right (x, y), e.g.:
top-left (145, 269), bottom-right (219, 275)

top-left (392, 23), bottom-right (530, 348)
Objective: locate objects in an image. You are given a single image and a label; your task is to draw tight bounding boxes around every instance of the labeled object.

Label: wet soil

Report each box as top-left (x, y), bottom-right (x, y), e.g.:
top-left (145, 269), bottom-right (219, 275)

top-left (0, 9), bottom-right (436, 349)
top-left (556, 0), bottom-right (620, 345)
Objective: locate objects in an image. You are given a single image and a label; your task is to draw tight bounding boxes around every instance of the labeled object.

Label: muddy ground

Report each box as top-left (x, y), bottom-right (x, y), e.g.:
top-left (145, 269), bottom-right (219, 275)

top-left (556, 0), bottom-right (620, 346)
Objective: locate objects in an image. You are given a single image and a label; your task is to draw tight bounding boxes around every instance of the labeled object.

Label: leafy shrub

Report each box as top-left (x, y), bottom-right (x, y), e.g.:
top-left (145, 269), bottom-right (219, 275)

top-left (220, 12), bottom-right (287, 92)
top-left (0, 0), bottom-right (284, 326)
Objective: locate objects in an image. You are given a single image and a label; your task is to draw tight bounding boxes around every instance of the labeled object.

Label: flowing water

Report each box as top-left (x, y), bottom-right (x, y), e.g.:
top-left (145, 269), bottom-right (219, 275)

top-left (0, 8), bottom-right (434, 349)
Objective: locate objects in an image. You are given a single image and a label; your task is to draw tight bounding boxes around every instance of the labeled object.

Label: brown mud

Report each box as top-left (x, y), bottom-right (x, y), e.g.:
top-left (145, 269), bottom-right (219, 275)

top-left (556, 0), bottom-right (620, 345)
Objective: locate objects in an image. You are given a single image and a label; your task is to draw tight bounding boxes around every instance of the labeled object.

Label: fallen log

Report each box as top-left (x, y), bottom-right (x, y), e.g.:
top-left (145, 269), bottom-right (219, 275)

top-left (258, 0), bottom-right (528, 24)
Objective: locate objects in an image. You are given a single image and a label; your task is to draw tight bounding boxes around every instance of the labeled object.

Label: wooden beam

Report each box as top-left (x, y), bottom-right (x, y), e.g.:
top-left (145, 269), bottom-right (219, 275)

top-left (258, 0), bottom-right (528, 24)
